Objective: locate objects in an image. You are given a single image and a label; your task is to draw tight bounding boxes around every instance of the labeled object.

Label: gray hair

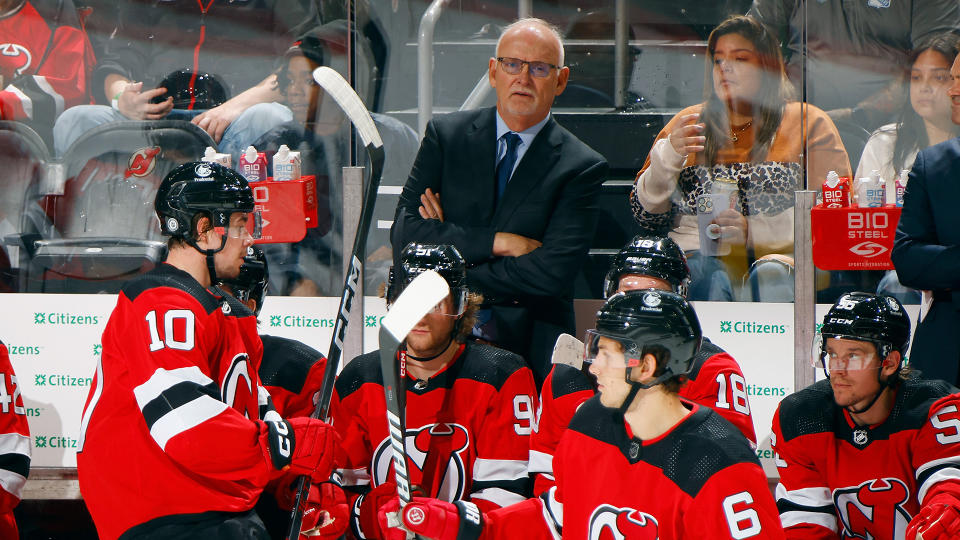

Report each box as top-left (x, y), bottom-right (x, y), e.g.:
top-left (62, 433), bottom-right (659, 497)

top-left (496, 17), bottom-right (565, 67)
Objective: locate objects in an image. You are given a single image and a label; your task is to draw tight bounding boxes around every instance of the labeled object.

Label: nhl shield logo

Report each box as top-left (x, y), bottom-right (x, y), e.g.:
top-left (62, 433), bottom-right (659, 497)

top-left (852, 429), bottom-right (869, 447)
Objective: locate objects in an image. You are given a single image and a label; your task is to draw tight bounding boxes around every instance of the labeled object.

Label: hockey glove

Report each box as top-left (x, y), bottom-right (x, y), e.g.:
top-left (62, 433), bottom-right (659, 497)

top-left (351, 481), bottom-right (398, 539)
top-left (259, 417), bottom-right (343, 482)
top-left (301, 482), bottom-right (350, 539)
top-left (378, 497), bottom-right (484, 540)
top-left (907, 503), bottom-right (960, 540)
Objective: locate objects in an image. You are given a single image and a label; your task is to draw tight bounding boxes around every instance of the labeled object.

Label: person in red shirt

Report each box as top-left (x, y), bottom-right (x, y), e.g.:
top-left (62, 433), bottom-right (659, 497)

top-left (532, 235), bottom-right (756, 496)
top-left (330, 243), bottom-right (537, 539)
top-left (77, 161), bottom-right (343, 540)
top-left (378, 290), bottom-right (784, 540)
top-left (772, 292), bottom-right (960, 540)
top-left (0, 339), bottom-right (30, 539)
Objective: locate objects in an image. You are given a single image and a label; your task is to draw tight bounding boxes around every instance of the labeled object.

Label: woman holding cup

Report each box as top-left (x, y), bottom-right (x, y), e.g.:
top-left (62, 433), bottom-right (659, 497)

top-left (631, 15), bottom-right (851, 301)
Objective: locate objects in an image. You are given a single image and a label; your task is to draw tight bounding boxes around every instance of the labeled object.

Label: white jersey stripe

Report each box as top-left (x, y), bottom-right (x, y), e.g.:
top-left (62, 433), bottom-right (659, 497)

top-left (919, 467), bottom-right (960, 504)
top-left (471, 486), bottom-right (526, 508)
top-left (133, 366), bottom-right (216, 409)
top-left (0, 467), bottom-right (26, 499)
top-left (148, 395), bottom-right (228, 450)
top-left (0, 433), bottom-right (30, 458)
top-left (541, 486), bottom-right (563, 539)
top-left (6, 84), bottom-right (31, 119)
top-left (775, 483), bottom-right (832, 506)
top-left (472, 457), bottom-right (527, 481)
top-left (528, 449), bottom-right (553, 475)
top-left (780, 509), bottom-right (838, 531)
top-left (34, 75), bottom-right (65, 117)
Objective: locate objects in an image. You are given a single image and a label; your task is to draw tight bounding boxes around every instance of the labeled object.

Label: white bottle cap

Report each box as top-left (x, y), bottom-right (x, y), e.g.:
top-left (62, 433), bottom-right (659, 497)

top-left (275, 144), bottom-right (290, 160)
top-left (825, 170), bottom-right (840, 188)
top-left (244, 146), bottom-right (257, 162)
top-left (204, 146), bottom-right (216, 159)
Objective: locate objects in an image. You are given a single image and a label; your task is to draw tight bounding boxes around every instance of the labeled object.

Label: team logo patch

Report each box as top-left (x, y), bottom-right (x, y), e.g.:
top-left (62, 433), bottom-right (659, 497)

top-left (125, 146), bottom-right (161, 178)
top-left (405, 506), bottom-right (426, 525)
top-left (885, 297), bottom-right (900, 312)
top-left (588, 505), bottom-right (659, 540)
top-left (642, 292), bottom-right (661, 308)
top-left (0, 43), bottom-right (32, 76)
top-left (195, 163), bottom-right (213, 178)
top-left (222, 302), bottom-right (232, 315)
top-left (834, 478), bottom-right (911, 540)
top-left (372, 423), bottom-right (470, 501)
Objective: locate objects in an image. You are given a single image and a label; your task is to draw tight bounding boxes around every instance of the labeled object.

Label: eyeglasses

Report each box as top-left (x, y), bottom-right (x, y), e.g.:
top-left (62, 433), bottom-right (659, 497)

top-left (496, 57), bottom-right (559, 78)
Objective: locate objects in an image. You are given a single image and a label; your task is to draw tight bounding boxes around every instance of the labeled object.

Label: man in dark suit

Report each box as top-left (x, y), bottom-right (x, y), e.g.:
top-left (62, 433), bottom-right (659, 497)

top-left (392, 18), bottom-right (608, 385)
top-left (890, 50), bottom-right (960, 385)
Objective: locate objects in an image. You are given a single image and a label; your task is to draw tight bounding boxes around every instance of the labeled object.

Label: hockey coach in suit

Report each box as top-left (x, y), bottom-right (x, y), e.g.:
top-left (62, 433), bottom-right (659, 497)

top-left (392, 17), bottom-right (608, 385)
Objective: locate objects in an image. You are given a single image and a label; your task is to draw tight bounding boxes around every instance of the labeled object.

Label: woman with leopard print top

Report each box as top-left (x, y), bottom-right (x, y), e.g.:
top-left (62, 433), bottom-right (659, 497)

top-left (631, 15), bottom-right (851, 301)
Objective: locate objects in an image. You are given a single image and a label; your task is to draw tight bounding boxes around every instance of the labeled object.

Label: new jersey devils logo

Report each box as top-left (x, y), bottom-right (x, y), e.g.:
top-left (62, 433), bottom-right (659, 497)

top-left (373, 423), bottom-right (470, 500)
top-left (222, 353), bottom-right (257, 419)
top-left (125, 146), bottom-right (162, 178)
top-left (588, 505), bottom-right (659, 540)
top-left (0, 43), bottom-right (32, 76)
top-left (834, 477), bottom-right (912, 540)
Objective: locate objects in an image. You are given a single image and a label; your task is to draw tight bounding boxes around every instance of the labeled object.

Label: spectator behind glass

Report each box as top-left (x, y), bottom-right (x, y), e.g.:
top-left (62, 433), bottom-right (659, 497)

top-left (52, 0), bottom-right (317, 158)
top-left (0, 0), bottom-right (95, 144)
top-left (250, 25), bottom-right (418, 297)
top-left (631, 15), bottom-right (850, 302)
top-left (890, 48), bottom-right (960, 386)
top-left (856, 33), bottom-right (960, 306)
top-left (748, 0), bottom-right (960, 138)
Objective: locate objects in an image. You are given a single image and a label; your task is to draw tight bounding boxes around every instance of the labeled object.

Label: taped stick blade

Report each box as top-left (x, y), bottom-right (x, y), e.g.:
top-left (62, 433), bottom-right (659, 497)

top-left (312, 66), bottom-right (383, 148)
top-left (381, 270), bottom-right (449, 342)
top-left (551, 333), bottom-right (585, 369)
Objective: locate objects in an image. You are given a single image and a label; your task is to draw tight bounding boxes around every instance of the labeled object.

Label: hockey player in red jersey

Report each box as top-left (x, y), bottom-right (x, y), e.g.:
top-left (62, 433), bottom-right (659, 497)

top-left (0, 0), bottom-right (95, 136)
top-left (532, 235), bottom-right (756, 495)
top-left (219, 245), bottom-right (348, 539)
top-left (330, 243), bottom-right (537, 539)
top-left (0, 339), bottom-right (30, 539)
top-left (380, 289), bottom-right (785, 540)
top-left (772, 292), bottom-right (960, 540)
top-left (77, 162), bottom-right (344, 540)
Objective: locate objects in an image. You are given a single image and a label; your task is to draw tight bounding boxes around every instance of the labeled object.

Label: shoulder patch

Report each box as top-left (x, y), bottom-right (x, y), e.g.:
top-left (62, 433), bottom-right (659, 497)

top-left (777, 379), bottom-right (836, 442)
top-left (259, 335), bottom-right (324, 394)
top-left (453, 342), bottom-right (529, 391)
top-left (122, 264), bottom-right (221, 314)
top-left (645, 407), bottom-right (761, 497)
top-left (334, 351), bottom-right (383, 401)
top-left (687, 336), bottom-right (726, 381)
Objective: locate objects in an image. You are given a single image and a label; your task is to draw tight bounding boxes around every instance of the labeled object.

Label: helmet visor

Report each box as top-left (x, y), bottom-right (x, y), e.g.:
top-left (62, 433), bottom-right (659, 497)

top-left (227, 210), bottom-right (261, 240)
top-left (583, 329), bottom-right (643, 368)
top-left (812, 334), bottom-right (879, 371)
top-left (426, 288), bottom-right (468, 317)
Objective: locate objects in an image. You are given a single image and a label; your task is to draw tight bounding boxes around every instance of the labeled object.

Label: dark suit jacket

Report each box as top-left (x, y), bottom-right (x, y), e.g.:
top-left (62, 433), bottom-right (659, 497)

top-left (392, 107), bottom-right (608, 384)
top-left (891, 137), bottom-right (960, 384)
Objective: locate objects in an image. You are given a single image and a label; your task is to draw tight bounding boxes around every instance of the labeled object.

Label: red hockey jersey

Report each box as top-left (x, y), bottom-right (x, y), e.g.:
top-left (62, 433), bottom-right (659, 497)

top-left (77, 264), bottom-right (280, 540)
top-left (0, 341), bottom-right (30, 539)
top-left (258, 334), bottom-right (326, 419)
top-left (531, 336), bottom-right (756, 495)
top-left (486, 398), bottom-right (784, 539)
top-left (772, 378), bottom-right (960, 540)
top-left (331, 342), bottom-right (537, 525)
top-left (0, 0), bottom-right (94, 125)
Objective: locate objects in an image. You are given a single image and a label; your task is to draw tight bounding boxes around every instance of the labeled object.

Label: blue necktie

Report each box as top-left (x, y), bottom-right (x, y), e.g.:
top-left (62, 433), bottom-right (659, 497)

top-left (495, 132), bottom-right (521, 205)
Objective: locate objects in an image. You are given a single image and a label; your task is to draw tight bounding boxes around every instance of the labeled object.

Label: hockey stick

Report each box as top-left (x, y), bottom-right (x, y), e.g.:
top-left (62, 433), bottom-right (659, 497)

top-left (379, 270), bottom-right (450, 508)
top-left (551, 333), bottom-right (585, 369)
top-left (285, 67), bottom-right (386, 540)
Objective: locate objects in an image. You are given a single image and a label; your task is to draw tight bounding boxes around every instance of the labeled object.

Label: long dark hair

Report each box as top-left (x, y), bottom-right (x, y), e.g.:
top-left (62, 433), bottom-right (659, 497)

top-left (891, 33), bottom-right (960, 173)
top-left (701, 15), bottom-right (794, 165)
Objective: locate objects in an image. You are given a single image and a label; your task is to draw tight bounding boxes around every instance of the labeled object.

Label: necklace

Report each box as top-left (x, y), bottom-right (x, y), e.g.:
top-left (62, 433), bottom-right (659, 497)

top-left (730, 120), bottom-right (753, 143)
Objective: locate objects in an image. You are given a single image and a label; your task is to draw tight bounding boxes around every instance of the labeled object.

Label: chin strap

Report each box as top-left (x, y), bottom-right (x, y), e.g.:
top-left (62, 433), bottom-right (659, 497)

top-left (186, 234), bottom-right (228, 285)
top-left (844, 364), bottom-right (899, 417)
top-left (406, 336), bottom-right (455, 363)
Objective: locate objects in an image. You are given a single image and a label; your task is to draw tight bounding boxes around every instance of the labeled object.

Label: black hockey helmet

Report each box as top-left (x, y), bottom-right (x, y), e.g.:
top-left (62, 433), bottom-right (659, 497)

top-left (603, 236), bottom-right (690, 298)
top-left (155, 161), bottom-right (259, 240)
top-left (389, 243), bottom-right (469, 316)
top-left (585, 289), bottom-right (702, 390)
top-left (154, 69), bottom-right (228, 110)
top-left (220, 245), bottom-right (269, 316)
top-left (815, 292), bottom-right (911, 368)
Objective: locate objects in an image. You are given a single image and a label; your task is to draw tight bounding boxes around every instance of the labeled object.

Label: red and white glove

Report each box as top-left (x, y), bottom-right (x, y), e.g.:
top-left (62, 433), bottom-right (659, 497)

top-left (378, 497), bottom-right (484, 540)
top-left (273, 478), bottom-right (350, 539)
top-left (259, 417), bottom-right (344, 482)
top-left (907, 503), bottom-right (960, 540)
top-left (351, 482), bottom-right (399, 539)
